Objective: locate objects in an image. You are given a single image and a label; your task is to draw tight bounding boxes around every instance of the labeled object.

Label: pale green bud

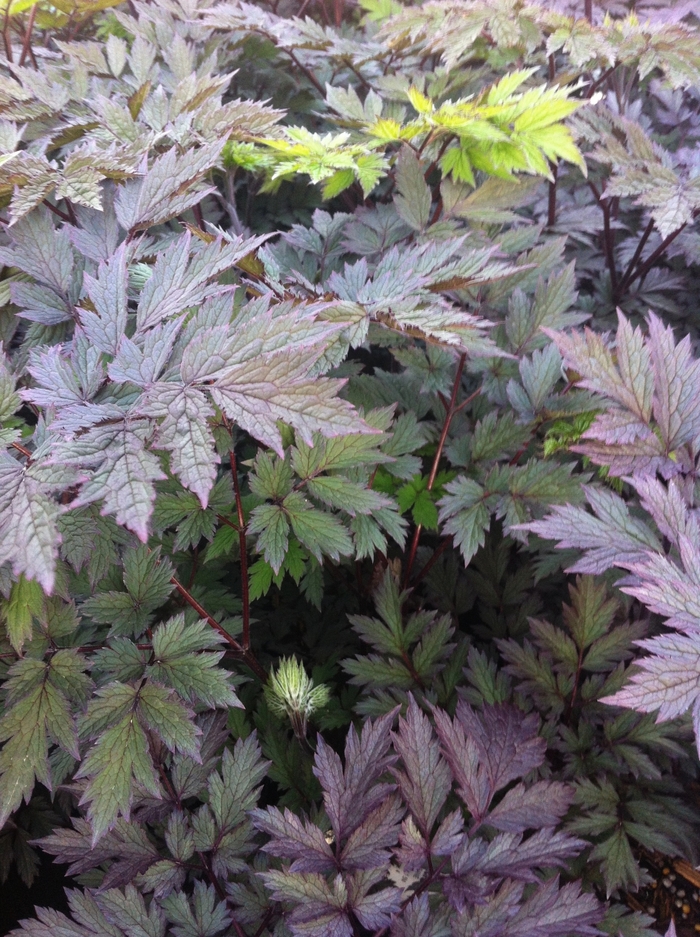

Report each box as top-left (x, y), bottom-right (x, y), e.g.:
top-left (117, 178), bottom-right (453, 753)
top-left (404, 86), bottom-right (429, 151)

top-left (264, 656), bottom-right (330, 739)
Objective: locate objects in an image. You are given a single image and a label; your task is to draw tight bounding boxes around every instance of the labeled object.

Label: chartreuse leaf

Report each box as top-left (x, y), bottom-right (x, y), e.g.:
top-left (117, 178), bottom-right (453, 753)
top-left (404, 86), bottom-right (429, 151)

top-left (258, 69), bottom-right (585, 197)
top-left (357, 0), bottom-right (402, 21)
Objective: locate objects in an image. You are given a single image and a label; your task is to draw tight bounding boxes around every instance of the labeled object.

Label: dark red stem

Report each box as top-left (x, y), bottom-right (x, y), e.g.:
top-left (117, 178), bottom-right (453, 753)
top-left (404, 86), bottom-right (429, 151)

top-left (623, 224), bottom-right (686, 291)
top-left (230, 449), bottom-right (251, 651)
top-left (3, 5), bottom-right (12, 64)
top-left (170, 576), bottom-right (265, 681)
top-left (403, 354), bottom-right (468, 587)
top-left (616, 218), bottom-right (654, 297)
top-left (18, 4), bottom-right (36, 68)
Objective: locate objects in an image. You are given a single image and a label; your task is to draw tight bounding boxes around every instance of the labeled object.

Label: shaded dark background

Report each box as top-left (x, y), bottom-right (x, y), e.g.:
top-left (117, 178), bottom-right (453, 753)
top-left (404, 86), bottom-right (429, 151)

top-left (0, 855), bottom-right (71, 934)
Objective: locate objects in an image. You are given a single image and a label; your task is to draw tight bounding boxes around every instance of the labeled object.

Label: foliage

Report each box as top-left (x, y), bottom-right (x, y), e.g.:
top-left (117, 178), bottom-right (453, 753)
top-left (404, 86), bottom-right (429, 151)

top-left (528, 312), bottom-right (700, 756)
top-left (0, 0), bottom-right (699, 934)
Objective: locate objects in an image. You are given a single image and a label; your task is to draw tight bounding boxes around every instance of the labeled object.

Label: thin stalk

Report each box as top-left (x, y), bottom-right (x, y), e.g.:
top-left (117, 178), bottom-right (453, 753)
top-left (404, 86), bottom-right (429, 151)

top-left (229, 448), bottom-right (251, 651)
top-left (422, 136), bottom-right (451, 184)
top-left (11, 441), bottom-right (32, 459)
top-left (601, 201), bottom-right (618, 294)
top-left (170, 576), bottom-right (266, 682)
top-left (411, 536), bottom-right (451, 586)
top-left (548, 164), bottom-right (558, 227)
top-left (18, 4), bottom-right (36, 68)
top-left (547, 55), bottom-right (557, 227)
top-left (3, 5), bottom-right (12, 63)
top-left (586, 66), bottom-right (616, 97)
top-left (566, 645), bottom-right (585, 721)
top-left (64, 199), bottom-right (78, 226)
top-left (617, 217), bottom-right (654, 296)
top-left (416, 130), bottom-right (435, 159)
top-left (584, 0), bottom-right (592, 22)
top-left (623, 224), bottom-right (686, 290)
top-left (403, 355), bottom-right (472, 587)
top-left (344, 59), bottom-right (373, 93)
top-left (253, 910), bottom-right (276, 937)
top-left (217, 514), bottom-right (240, 532)
top-left (42, 200), bottom-right (72, 224)
top-left (589, 182), bottom-right (618, 294)
top-left (286, 48), bottom-right (325, 96)
top-left (428, 195), bottom-right (443, 227)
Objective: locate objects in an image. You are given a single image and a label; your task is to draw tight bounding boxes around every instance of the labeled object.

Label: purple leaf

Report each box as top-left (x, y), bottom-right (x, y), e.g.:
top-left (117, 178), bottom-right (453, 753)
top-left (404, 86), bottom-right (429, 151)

top-left (450, 879), bottom-right (524, 937)
top-left (390, 894), bottom-right (451, 937)
top-left (432, 705), bottom-right (491, 821)
top-left (395, 816), bottom-right (429, 871)
top-left (454, 702), bottom-right (546, 792)
top-left (430, 809), bottom-right (464, 857)
top-left (340, 794), bottom-right (404, 870)
top-left (251, 806), bottom-right (336, 873)
top-left (486, 781), bottom-right (574, 832)
top-left (313, 711), bottom-right (397, 842)
top-left (260, 870), bottom-right (352, 937)
top-left (502, 877), bottom-right (601, 937)
top-left (392, 695), bottom-right (452, 834)
top-left (347, 870), bottom-right (402, 930)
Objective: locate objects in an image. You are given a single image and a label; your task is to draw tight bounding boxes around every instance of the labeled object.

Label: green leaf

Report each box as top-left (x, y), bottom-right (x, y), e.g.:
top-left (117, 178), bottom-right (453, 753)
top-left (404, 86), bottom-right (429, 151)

top-left (397, 476), bottom-right (432, 514)
top-left (249, 558), bottom-right (274, 601)
top-left (394, 146), bottom-right (431, 231)
top-left (591, 826), bottom-right (640, 897)
top-left (411, 489), bottom-right (439, 530)
top-left (300, 559), bottom-right (324, 610)
top-left (162, 881), bottom-right (231, 937)
top-left (438, 477), bottom-right (491, 564)
top-left (291, 428), bottom-right (392, 477)
top-left (306, 476), bottom-right (391, 516)
top-left (2, 574), bottom-right (44, 652)
top-left (249, 451), bottom-right (293, 501)
top-left (283, 493), bottom-right (353, 563)
top-left (138, 684), bottom-right (200, 758)
top-left (149, 615), bottom-right (242, 709)
top-left (81, 546), bottom-right (174, 637)
top-left (563, 577), bottom-right (619, 652)
top-left (205, 522), bottom-right (239, 562)
top-left (77, 708), bottom-right (161, 844)
top-left (0, 665), bottom-right (82, 827)
top-left (249, 503), bottom-right (290, 574)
